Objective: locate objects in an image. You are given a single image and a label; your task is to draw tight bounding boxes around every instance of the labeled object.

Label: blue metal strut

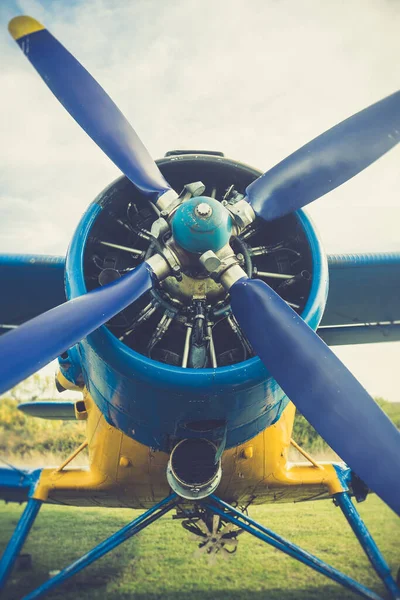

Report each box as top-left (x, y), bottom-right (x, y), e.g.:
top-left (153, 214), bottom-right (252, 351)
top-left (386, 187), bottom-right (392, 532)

top-left (20, 493), bottom-right (177, 600)
top-left (205, 495), bottom-right (385, 600)
top-left (0, 498), bottom-right (43, 593)
top-left (334, 492), bottom-right (400, 600)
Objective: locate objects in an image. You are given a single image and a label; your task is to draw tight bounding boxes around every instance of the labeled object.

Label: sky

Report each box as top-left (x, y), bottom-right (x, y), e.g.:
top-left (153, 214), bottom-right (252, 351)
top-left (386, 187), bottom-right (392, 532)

top-left (0, 0), bottom-right (399, 401)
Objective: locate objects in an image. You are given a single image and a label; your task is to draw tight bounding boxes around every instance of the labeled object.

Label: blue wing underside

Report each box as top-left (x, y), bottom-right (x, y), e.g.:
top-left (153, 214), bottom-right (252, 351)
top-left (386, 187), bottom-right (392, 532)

top-left (0, 254), bottom-right (65, 336)
top-left (319, 252), bottom-right (400, 345)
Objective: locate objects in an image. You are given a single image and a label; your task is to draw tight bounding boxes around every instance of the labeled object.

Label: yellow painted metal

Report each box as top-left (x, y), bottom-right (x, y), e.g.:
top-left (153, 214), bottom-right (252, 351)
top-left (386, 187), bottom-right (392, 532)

top-left (54, 440), bottom-right (88, 473)
top-left (74, 400), bottom-right (88, 420)
top-left (33, 389), bottom-right (346, 507)
top-left (290, 438), bottom-right (323, 469)
top-left (8, 16), bottom-right (44, 40)
top-left (56, 370), bottom-right (83, 393)
top-left (241, 446), bottom-right (253, 459)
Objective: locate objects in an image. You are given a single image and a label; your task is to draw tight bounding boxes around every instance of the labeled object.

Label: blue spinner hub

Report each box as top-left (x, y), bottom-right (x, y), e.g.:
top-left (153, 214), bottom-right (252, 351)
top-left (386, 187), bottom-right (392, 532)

top-left (171, 196), bottom-right (232, 253)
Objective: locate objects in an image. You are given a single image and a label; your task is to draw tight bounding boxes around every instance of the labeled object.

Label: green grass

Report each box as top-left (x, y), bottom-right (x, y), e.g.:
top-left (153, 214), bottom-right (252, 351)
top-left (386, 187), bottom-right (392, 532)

top-left (1, 496), bottom-right (399, 600)
top-left (292, 399), bottom-right (400, 455)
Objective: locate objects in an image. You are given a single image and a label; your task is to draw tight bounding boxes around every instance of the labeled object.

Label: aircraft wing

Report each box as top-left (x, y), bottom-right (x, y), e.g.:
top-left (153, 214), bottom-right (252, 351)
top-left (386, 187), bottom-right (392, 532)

top-left (0, 254), bottom-right (66, 336)
top-left (318, 252), bottom-right (400, 346)
top-left (0, 467), bottom-right (43, 503)
top-left (1, 252), bottom-right (399, 346)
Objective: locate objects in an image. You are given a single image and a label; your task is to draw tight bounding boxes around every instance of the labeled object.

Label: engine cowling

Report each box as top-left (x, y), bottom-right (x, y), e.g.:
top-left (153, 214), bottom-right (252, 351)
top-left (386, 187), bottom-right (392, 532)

top-left (62, 152), bottom-right (328, 452)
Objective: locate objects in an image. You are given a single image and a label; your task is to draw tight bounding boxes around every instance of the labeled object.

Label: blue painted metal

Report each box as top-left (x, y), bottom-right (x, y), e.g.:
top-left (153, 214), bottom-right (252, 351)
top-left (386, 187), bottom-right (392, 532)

top-left (245, 90), bottom-right (400, 221)
top-left (171, 197), bottom-right (232, 253)
top-left (230, 276), bottom-right (400, 516)
top-left (321, 252), bottom-right (400, 327)
top-left (0, 468), bottom-right (42, 503)
top-left (57, 345), bottom-right (83, 388)
top-left (18, 401), bottom-right (76, 420)
top-left (0, 254), bottom-right (65, 334)
top-left (332, 463), bottom-right (352, 492)
top-left (0, 498), bottom-right (42, 593)
top-left (22, 494), bottom-right (177, 600)
top-left (318, 324), bottom-right (400, 346)
top-left (332, 464), bottom-right (369, 505)
top-left (206, 496), bottom-right (383, 600)
top-left (214, 424), bottom-right (228, 463)
top-left (0, 262), bottom-right (154, 395)
top-left (65, 196), bottom-right (328, 451)
top-left (14, 28), bottom-right (171, 199)
top-left (334, 492), bottom-right (400, 600)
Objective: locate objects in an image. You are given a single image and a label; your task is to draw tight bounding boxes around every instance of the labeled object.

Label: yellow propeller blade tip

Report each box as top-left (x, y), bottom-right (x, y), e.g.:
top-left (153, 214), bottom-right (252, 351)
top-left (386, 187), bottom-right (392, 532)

top-left (8, 16), bottom-right (45, 40)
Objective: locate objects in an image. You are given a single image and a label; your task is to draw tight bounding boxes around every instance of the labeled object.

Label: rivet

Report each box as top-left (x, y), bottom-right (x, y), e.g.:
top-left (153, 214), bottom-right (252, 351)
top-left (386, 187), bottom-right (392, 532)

top-left (241, 446), bottom-right (253, 459)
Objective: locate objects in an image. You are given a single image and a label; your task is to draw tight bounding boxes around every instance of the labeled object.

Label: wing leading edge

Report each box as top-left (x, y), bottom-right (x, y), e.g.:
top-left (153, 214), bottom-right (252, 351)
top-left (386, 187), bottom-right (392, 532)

top-left (318, 252), bottom-right (400, 346)
top-left (0, 254), bottom-right (65, 336)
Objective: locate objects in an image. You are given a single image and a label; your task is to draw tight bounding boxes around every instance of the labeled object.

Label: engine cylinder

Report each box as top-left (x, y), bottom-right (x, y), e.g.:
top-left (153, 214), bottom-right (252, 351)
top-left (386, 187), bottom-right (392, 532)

top-left (166, 438), bottom-right (222, 499)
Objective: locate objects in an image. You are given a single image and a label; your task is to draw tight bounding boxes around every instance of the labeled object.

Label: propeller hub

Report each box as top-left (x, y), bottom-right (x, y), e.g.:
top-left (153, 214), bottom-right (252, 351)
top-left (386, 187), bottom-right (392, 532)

top-left (195, 202), bottom-right (213, 217)
top-left (171, 196), bottom-right (232, 254)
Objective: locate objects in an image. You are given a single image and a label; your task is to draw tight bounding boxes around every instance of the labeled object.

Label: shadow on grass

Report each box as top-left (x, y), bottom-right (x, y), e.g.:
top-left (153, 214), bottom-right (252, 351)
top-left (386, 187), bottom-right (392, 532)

top-left (2, 564), bottom-right (128, 600)
top-left (2, 585), bottom-right (373, 600)
top-left (93, 588), bottom-right (370, 600)
top-left (2, 564), bottom-right (125, 599)
top-left (1, 542), bottom-right (132, 600)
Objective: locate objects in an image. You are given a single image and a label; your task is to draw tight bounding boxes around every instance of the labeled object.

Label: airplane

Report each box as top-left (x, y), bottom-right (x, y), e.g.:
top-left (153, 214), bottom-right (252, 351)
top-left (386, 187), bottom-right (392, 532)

top-left (0, 14), bottom-right (399, 600)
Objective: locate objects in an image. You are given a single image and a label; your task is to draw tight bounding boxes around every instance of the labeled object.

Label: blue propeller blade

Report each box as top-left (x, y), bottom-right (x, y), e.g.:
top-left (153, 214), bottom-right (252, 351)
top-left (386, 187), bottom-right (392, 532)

top-left (8, 16), bottom-right (171, 199)
top-left (0, 262), bottom-right (153, 395)
top-left (230, 277), bottom-right (400, 515)
top-left (246, 91), bottom-right (400, 221)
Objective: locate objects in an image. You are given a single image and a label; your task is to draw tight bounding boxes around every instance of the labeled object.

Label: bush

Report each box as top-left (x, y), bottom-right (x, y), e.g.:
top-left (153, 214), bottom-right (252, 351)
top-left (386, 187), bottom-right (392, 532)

top-left (292, 397), bottom-right (400, 453)
top-left (0, 375), bottom-right (85, 458)
top-left (0, 395), bottom-right (85, 456)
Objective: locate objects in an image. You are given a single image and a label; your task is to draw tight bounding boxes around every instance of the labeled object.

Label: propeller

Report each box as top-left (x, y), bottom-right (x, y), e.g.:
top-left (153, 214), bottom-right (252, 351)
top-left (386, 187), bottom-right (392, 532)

top-left (5, 14), bottom-right (400, 517)
top-left (0, 262), bottom-right (154, 395)
top-left (230, 277), bottom-right (400, 516)
top-left (246, 91), bottom-right (400, 221)
top-left (8, 16), bottom-right (172, 200)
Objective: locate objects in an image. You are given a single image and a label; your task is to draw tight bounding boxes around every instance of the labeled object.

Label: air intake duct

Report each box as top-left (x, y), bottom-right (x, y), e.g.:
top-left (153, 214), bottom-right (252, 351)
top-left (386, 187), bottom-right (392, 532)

top-left (166, 438), bottom-right (222, 500)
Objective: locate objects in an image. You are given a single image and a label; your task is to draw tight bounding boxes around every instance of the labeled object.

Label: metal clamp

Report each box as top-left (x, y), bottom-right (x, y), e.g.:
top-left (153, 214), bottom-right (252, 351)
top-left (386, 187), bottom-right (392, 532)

top-left (156, 181), bottom-right (206, 216)
top-left (224, 198), bottom-right (256, 234)
top-left (199, 248), bottom-right (247, 290)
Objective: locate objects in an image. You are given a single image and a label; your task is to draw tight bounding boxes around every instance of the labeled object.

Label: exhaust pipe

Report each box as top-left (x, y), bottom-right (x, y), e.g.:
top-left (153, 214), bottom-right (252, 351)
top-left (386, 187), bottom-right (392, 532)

top-left (166, 438), bottom-right (222, 500)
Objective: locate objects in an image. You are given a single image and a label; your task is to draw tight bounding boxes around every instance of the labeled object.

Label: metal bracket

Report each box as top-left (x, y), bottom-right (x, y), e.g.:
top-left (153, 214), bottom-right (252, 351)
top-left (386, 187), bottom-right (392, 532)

top-left (224, 198), bottom-right (256, 234)
top-left (150, 217), bottom-right (170, 240)
top-left (161, 245), bottom-right (183, 281)
top-left (199, 248), bottom-right (247, 290)
top-left (156, 181), bottom-right (206, 215)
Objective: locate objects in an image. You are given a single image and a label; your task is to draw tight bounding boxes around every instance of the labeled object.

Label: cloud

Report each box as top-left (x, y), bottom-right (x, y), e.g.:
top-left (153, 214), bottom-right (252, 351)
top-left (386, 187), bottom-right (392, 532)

top-left (0, 0), bottom-right (399, 399)
top-left (1, 0), bottom-right (399, 254)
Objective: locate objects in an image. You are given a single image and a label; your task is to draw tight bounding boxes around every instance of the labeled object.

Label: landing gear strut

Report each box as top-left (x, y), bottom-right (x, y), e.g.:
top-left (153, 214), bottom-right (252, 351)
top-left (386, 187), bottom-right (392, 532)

top-left (1, 491), bottom-right (398, 600)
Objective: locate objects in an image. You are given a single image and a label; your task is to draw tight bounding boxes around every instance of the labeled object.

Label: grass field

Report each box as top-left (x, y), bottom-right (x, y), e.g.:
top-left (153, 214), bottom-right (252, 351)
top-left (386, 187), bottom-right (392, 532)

top-left (1, 496), bottom-right (399, 600)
